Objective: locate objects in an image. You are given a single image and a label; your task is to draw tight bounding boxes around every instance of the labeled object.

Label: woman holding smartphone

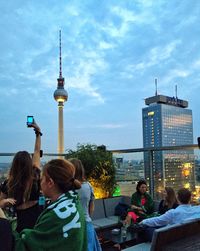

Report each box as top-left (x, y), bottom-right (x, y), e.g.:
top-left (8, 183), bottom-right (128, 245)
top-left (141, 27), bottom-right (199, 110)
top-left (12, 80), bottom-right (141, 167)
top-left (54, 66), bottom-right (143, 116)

top-left (0, 119), bottom-right (43, 232)
top-left (15, 159), bottom-right (87, 251)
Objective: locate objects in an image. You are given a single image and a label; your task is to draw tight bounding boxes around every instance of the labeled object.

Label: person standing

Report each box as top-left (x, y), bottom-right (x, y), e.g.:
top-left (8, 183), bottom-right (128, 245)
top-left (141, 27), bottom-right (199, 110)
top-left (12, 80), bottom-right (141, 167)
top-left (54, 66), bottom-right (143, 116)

top-left (70, 158), bottom-right (102, 251)
top-left (15, 159), bottom-right (87, 251)
top-left (0, 121), bottom-right (43, 232)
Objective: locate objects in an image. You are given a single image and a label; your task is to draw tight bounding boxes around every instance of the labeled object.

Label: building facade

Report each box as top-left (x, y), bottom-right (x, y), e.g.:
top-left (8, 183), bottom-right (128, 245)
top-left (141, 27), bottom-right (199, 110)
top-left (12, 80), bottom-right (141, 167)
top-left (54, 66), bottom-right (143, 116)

top-left (142, 95), bottom-right (195, 198)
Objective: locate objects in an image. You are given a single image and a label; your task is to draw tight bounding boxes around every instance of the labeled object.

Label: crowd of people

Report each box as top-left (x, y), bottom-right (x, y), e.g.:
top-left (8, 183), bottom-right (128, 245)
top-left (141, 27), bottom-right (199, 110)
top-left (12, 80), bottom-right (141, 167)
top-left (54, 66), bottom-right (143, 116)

top-left (0, 121), bottom-right (200, 251)
top-left (123, 180), bottom-right (200, 242)
top-left (0, 122), bottom-right (101, 251)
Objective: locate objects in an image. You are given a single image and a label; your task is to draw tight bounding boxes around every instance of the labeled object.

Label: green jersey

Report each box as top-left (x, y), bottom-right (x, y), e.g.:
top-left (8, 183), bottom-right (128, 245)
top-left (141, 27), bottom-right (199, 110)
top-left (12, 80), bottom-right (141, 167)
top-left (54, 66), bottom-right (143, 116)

top-left (15, 191), bottom-right (87, 251)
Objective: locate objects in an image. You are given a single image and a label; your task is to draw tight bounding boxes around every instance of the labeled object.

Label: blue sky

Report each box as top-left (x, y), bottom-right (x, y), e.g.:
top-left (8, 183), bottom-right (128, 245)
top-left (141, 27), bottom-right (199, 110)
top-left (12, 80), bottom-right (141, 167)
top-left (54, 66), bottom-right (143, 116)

top-left (0, 0), bottom-right (200, 154)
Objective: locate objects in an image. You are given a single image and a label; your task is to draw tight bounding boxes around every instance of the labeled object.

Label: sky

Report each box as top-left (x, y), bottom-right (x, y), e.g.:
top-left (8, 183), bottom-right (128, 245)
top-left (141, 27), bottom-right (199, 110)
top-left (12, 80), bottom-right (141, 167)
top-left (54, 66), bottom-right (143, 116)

top-left (0, 0), bottom-right (200, 155)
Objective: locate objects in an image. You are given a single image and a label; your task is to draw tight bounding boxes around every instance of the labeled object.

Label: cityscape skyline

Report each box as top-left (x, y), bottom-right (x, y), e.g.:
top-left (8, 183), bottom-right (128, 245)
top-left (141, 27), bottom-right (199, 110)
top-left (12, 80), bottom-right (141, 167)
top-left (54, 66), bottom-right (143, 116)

top-left (0, 1), bottom-right (200, 154)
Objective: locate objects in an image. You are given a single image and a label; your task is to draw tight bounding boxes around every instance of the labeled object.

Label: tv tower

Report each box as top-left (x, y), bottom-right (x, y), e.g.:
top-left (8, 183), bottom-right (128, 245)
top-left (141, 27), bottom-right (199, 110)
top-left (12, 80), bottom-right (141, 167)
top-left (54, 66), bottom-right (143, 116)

top-left (54, 30), bottom-right (68, 156)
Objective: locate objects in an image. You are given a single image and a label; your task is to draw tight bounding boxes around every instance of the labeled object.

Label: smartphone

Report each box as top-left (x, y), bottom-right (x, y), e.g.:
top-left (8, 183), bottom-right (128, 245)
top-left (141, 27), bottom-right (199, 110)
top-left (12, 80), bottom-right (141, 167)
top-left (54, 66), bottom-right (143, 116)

top-left (27, 116), bottom-right (34, 127)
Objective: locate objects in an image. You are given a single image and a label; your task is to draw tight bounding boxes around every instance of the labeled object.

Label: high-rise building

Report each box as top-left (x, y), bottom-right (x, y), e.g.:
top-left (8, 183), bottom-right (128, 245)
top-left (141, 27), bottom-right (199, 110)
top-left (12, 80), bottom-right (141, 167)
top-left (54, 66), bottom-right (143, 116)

top-left (54, 31), bottom-right (68, 156)
top-left (142, 93), bottom-right (195, 198)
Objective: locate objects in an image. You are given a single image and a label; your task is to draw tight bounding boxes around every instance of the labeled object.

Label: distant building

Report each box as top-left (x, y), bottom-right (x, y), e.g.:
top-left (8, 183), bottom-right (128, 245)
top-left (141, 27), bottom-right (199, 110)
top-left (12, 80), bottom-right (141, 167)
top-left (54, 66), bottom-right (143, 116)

top-left (142, 94), bottom-right (195, 198)
top-left (114, 157), bottom-right (144, 181)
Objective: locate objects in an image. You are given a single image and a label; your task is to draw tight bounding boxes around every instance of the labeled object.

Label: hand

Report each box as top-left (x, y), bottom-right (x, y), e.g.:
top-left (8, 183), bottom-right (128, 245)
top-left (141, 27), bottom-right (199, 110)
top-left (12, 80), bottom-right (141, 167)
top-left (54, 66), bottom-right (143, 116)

top-left (131, 205), bottom-right (142, 211)
top-left (138, 210), bottom-right (146, 215)
top-left (0, 198), bottom-right (16, 208)
top-left (31, 122), bottom-right (41, 132)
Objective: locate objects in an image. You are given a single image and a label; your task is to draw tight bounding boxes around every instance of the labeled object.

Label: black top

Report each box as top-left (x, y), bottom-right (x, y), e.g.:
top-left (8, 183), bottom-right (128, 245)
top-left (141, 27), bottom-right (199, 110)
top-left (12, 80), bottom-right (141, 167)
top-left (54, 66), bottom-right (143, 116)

top-left (0, 168), bottom-right (42, 232)
top-left (158, 199), bottom-right (179, 215)
top-left (0, 168), bottom-right (41, 206)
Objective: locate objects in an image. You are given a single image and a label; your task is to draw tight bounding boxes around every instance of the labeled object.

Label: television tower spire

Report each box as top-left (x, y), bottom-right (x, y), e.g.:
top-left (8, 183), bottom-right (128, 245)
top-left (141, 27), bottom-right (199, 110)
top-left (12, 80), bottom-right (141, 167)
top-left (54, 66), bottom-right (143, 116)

top-left (59, 30), bottom-right (62, 78)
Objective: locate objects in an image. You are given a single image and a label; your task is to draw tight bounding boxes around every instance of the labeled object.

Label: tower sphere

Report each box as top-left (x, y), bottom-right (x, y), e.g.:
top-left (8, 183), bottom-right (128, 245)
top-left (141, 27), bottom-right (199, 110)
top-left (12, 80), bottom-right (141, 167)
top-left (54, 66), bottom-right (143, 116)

top-left (54, 88), bottom-right (68, 102)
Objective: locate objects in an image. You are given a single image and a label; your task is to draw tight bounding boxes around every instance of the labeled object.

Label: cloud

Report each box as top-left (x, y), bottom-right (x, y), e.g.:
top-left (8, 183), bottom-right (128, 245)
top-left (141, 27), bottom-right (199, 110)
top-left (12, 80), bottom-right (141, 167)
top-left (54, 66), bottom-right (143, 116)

top-left (99, 41), bottom-right (115, 50)
top-left (119, 40), bottom-right (182, 85)
top-left (133, 40), bottom-right (181, 71)
top-left (1, 0), bottom-right (200, 153)
top-left (96, 123), bottom-right (128, 129)
top-left (76, 123), bottom-right (128, 129)
top-left (192, 59), bottom-right (200, 70)
top-left (68, 75), bottom-right (104, 103)
top-left (0, 87), bottom-right (19, 97)
top-left (161, 69), bottom-right (191, 86)
top-left (160, 56), bottom-right (200, 90)
top-left (150, 41), bottom-right (180, 62)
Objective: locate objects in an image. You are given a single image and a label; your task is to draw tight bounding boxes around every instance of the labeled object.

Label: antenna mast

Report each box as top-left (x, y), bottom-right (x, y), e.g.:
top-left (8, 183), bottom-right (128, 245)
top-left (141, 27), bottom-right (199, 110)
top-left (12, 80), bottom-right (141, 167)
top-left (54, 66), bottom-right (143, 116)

top-left (175, 84), bottom-right (178, 99)
top-left (155, 78), bottom-right (158, 96)
top-left (59, 30), bottom-right (62, 78)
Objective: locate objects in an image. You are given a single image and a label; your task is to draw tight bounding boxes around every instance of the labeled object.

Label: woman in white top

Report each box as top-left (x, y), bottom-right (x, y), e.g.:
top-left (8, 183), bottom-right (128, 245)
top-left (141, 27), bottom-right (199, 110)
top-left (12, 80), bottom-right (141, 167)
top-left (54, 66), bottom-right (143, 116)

top-left (70, 158), bottom-right (102, 251)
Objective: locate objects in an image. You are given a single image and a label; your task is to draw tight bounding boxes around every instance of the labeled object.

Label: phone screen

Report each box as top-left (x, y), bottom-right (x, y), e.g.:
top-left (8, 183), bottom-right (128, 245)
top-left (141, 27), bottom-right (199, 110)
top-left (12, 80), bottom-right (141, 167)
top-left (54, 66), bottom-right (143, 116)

top-left (27, 116), bottom-right (34, 127)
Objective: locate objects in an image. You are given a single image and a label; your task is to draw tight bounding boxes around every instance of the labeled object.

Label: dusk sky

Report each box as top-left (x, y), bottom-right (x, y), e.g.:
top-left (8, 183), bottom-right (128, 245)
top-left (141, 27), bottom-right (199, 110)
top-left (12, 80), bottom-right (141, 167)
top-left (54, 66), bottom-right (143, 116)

top-left (0, 0), bottom-right (200, 155)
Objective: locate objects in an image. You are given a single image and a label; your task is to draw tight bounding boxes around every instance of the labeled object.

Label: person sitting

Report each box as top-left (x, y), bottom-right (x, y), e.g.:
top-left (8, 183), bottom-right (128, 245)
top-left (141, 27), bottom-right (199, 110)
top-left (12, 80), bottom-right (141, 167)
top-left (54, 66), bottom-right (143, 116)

top-left (158, 187), bottom-right (178, 215)
top-left (0, 121), bottom-right (43, 232)
top-left (140, 188), bottom-right (200, 241)
top-left (70, 158), bottom-right (102, 251)
top-left (14, 159), bottom-right (87, 251)
top-left (124, 180), bottom-right (154, 225)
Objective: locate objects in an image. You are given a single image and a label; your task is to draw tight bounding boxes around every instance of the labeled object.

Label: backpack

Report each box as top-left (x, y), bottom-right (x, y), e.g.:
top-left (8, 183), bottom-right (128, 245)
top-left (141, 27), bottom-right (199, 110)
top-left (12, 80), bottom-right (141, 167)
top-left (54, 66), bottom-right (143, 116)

top-left (114, 202), bottom-right (129, 220)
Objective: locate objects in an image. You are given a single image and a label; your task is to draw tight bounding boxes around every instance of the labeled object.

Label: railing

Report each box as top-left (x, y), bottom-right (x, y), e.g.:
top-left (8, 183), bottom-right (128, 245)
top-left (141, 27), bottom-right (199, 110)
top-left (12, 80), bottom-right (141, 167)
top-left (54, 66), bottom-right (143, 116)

top-left (0, 144), bottom-right (200, 199)
top-left (111, 144), bottom-right (199, 198)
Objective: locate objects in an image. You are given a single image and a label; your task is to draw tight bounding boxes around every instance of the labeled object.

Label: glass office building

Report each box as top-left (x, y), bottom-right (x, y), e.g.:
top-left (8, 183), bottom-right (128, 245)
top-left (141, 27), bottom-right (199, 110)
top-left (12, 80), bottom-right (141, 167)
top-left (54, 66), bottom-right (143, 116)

top-left (142, 95), bottom-right (195, 198)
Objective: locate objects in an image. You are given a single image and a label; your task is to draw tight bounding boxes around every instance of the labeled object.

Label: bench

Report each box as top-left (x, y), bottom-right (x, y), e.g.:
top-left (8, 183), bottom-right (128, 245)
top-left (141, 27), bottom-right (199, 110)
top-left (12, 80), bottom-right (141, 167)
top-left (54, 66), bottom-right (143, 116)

top-left (92, 196), bottom-right (159, 232)
top-left (122, 219), bottom-right (200, 251)
top-left (92, 196), bottom-right (131, 231)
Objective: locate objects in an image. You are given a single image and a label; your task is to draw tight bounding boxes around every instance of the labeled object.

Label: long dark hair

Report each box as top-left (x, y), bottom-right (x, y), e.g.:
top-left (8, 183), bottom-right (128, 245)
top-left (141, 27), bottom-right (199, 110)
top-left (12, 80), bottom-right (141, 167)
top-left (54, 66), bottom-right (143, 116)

top-left (136, 180), bottom-right (147, 193)
top-left (43, 159), bottom-right (81, 193)
top-left (8, 151), bottom-right (33, 204)
top-left (164, 187), bottom-right (177, 208)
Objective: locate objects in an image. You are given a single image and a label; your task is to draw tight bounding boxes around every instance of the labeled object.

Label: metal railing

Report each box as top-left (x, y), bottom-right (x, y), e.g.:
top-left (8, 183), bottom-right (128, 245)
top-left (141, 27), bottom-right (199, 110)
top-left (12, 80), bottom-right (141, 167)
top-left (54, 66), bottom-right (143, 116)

top-left (1, 144), bottom-right (200, 199)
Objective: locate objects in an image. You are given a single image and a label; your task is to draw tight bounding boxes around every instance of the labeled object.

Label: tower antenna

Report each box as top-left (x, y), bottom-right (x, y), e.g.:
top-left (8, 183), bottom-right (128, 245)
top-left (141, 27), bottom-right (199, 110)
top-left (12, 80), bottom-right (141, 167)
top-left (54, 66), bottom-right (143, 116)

top-left (175, 84), bottom-right (178, 99)
top-left (59, 30), bottom-right (62, 78)
top-left (155, 78), bottom-right (158, 96)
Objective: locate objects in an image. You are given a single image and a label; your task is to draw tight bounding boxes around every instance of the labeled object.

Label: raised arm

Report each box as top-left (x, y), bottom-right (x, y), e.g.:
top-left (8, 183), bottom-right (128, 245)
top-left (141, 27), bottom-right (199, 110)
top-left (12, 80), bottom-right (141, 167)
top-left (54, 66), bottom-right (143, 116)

top-left (31, 122), bottom-right (42, 169)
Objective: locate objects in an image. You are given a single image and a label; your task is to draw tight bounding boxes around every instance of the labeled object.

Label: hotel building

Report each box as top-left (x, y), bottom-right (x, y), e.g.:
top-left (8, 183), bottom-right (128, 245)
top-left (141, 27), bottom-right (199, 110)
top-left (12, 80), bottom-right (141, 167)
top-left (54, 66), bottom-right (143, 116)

top-left (142, 94), bottom-right (195, 198)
